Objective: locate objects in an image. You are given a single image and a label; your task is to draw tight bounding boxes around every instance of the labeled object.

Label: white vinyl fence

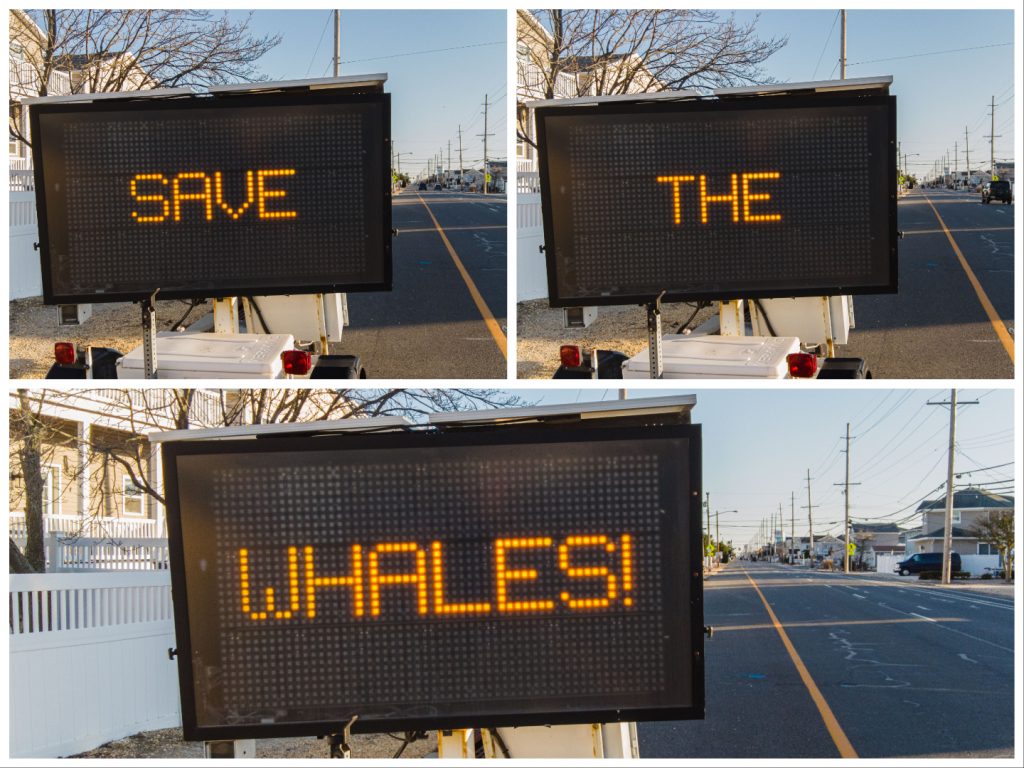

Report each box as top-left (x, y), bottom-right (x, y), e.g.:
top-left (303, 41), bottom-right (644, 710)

top-left (9, 571), bottom-right (180, 758)
top-left (10, 188), bottom-right (42, 299)
top-left (517, 177), bottom-right (547, 301)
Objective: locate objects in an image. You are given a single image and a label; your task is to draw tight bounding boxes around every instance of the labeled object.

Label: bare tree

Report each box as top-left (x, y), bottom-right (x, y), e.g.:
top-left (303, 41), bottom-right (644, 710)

top-left (9, 389), bottom-right (530, 560)
top-left (10, 9), bottom-right (280, 149)
top-left (518, 9), bottom-right (786, 146)
top-left (971, 511), bottom-right (1014, 583)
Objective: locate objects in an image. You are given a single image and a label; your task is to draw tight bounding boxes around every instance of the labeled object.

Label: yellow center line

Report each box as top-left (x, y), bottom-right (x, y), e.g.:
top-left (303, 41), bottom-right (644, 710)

top-left (922, 194), bottom-right (1014, 362)
top-left (417, 194), bottom-right (507, 360)
top-left (716, 616), bottom-right (966, 632)
top-left (744, 570), bottom-right (858, 758)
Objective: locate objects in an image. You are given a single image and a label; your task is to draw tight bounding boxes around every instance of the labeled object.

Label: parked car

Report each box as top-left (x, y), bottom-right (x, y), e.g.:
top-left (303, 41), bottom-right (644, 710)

top-left (418, 182), bottom-right (427, 191)
top-left (895, 551), bottom-right (961, 576)
top-left (434, 183), bottom-right (442, 191)
top-left (981, 180), bottom-right (1013, 204)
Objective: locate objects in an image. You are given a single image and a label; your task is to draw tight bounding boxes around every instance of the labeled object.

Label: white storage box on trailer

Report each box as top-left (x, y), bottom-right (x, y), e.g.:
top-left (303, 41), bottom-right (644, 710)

top-left (621, 335), bottom-right (800, 379)
top-left (116, 332), bottom-right (294, 379)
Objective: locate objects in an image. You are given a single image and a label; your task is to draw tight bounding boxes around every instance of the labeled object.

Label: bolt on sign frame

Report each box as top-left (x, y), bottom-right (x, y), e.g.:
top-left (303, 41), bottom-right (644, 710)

top-left (29, 82), bottom-right (391, 304)
top-left (534, 87), bottom-right (897, 308)
top-left (163, 423), bottom-right (704, 740)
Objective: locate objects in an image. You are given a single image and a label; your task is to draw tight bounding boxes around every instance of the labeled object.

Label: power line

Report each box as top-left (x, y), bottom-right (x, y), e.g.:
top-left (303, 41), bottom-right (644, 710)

top-left (304, 10), bottom-right (333, 78)
top-left (811, 11), bottom-right (840, 81)
top-left (340, 40), bottom-right (503, 66)
top-left (849, 41), bottom-right (1011, 66)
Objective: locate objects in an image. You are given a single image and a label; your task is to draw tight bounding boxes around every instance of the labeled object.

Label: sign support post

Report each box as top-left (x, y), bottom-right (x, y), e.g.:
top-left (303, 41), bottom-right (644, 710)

top-left (141, 290), bottom-right (158, 379)
top-left (646, 292), bottom-right (665, 379)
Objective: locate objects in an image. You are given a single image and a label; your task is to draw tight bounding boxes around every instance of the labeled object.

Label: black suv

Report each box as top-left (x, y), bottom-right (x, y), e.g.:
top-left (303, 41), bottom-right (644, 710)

top-left (895, 551), bottom-right (961, 575)
top-left (981, 180), bottom-right (1012, 204)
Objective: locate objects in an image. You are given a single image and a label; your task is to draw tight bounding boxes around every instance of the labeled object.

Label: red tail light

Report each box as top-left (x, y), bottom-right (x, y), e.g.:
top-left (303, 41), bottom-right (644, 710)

top-left (559, 344), bottom-right (582, 368)
top-left (281, 349), bottom-right (312, 375)
top-left (54, 342), bottom-right (77, 365)
top-left (787, 352), bottom-right (818, 378)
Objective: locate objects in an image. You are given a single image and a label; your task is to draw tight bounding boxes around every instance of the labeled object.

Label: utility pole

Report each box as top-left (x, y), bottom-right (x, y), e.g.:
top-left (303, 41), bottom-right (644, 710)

top-left (479, 94), bottom-right (493, 195)
top-left (964, 126), bottom-right (970, 185)
top-left (834, 423), bottom-right (861, 574)
top-left (986, 95), bottom-right (1001, 176)
top-left (954, 140), bottom-right (958, 185)
top-left (705, 492), bottom-right (711, 571)
top-left (928, 391), bottom-right (978, 584)
top-left (333, 10), bottom-right (340, 77)
top-left (447, 140), bottom-right (451, 189)
top-left (790, 492), bottom-right (796, 564)
top-left (457, 125), bottom-right (464, 190)
top-left (803, 470), bottom-right (817, 567)
top-left (778, 503), bottom-right (784, 563)
top-left (840, 10), bottom-right (847, 80)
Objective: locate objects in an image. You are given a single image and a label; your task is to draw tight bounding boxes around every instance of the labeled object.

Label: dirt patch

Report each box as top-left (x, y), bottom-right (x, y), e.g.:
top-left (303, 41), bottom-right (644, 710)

top-left (9, 297), bottom-right (212, 379)
top-left (71, 726), bottom-right (438, 759)
top-left (516, 298), bottom-right (715, 378)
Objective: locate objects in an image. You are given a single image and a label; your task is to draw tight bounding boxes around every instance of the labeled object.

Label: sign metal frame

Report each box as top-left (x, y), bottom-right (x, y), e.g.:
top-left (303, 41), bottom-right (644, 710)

top-left (29, 88), bottom-right (392, 305)
top-left (163, 424), bottom-right (704, 740)
top-left (535, 90), bottom-right (898, 308)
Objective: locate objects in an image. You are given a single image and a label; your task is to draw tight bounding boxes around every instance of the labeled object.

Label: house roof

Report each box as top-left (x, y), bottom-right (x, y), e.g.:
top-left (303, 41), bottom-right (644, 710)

top-left (916, 487), bottom-right (1014, 512)
top-left (850, 522), bottom-right (903, 533)
top-left (907, 526), bottom-right (976, 541)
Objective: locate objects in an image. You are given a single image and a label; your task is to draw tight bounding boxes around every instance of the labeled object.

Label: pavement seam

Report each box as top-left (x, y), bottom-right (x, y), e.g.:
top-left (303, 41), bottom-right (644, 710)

top-left (921, 194), bottom-right (1015, 362)
top-left (744, 569), bottom-right (859, 759)
top-left (417, 194), bottom-right (508, 360)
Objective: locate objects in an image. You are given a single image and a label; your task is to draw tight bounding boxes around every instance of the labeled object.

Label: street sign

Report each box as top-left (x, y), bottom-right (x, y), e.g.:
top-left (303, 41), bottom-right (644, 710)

top-left (29, 89), bottom-right (392, 304)
top-left (847, 541), bottom-right (856, 556)
top-left (535, 90), bottom-right (898, 307)
top-left (163, 424), bottom-right (704, 740)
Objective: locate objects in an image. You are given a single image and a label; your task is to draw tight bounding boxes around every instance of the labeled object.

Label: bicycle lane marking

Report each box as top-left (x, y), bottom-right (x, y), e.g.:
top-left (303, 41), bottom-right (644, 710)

top-left (744, 569), bottom-right (859, 758)
top-left (921, 194), bottom-right (1014, 363)
top-left (417, 194), bottom-right (507, 360)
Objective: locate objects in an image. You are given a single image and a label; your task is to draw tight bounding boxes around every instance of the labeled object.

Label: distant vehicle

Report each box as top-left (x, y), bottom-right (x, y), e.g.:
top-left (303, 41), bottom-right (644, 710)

top-left (434, 183), bottom-right (442, 191)
top-left (418, 182), bottom-right (427, 191)
top-left (895, 551), bottom-right (961, 576)
top-left (981, 180), bottom-right (1013, 204)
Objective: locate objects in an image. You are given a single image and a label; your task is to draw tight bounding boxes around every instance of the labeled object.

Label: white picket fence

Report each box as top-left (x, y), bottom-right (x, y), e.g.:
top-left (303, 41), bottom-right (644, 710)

top-left (8, 571), bottom-right (181, 758)
top-left (9, 512), bottom-right (160, 542)
top-left (47, 535), bottom-right (170, 572)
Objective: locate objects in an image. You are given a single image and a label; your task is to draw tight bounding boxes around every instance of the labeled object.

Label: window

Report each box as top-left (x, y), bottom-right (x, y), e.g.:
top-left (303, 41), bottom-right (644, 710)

top-left (41, 465), bottom-right (61, 517)
top-left (978, 542), bottom-right (994, 555)
top-left (10, 103), bottom-right (24, 157)
top-left (123, 478), bottom-right (145, 516)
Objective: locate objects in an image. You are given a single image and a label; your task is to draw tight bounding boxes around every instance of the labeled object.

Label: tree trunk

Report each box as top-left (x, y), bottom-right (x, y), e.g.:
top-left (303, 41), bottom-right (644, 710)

top-left (17, 390), bottom-right (47, 572)
top-left (10, 537), bottom-right (37, 574)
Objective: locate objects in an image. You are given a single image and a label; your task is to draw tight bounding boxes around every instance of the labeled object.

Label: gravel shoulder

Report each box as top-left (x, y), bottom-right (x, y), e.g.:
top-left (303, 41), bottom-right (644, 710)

top-left (9, 297), bottom-right (212, 379)
top-left (71, 727), bottom-right (438, 759)
top-left (516, 298), bottom-right (715, 378)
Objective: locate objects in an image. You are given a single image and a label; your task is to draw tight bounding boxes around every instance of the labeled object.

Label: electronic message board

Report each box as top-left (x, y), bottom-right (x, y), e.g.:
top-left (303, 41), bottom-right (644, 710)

top-left (535, 90), bottom-right (897, 307)
top-left (163, 425), bottom-right (703, 739)
top-left (29, 90), bottom-right (390, 304)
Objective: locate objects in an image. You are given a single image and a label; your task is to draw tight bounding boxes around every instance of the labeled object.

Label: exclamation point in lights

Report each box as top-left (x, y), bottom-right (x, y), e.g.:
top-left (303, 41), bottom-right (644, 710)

top-left (621, 534), bottom-right (634, 606)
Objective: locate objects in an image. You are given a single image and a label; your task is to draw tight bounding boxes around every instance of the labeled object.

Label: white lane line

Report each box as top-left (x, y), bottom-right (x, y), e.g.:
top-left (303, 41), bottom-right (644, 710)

top-left (916, 605), bottom-right (933, 612)
top-left (958, 653), bottom-right (978, 664)
top-left (852, 593), bottom-right (867, 599)
top-left (908, 612), bottom-right (1013, 653)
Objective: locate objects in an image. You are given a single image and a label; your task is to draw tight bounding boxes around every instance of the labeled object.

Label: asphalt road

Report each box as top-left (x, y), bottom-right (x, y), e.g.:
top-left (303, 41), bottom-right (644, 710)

top-left (639, 561), bottom-right (1015, 759)
top-left (332, 189), bottom-right (507, 378)
top-left (844, 187), bottom-right (1014, 378)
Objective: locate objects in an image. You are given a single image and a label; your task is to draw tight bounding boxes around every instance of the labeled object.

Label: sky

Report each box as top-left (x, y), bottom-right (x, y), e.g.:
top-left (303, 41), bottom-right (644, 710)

top-left (225, 9), bottom-right (507, 180)
top-left (505, 388), bottom-right (1015, 551)
top-left (728, 8), bottom-right (1016, 178)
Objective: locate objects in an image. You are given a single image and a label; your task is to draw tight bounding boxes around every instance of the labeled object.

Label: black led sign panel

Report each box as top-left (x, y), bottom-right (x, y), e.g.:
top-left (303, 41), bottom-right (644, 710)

top-left (163, 425), bottom-right (703, 740)
top-left (536, 91), bottom-right (897, 307)
top-left (30, 90), bottom-right (391, 304)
